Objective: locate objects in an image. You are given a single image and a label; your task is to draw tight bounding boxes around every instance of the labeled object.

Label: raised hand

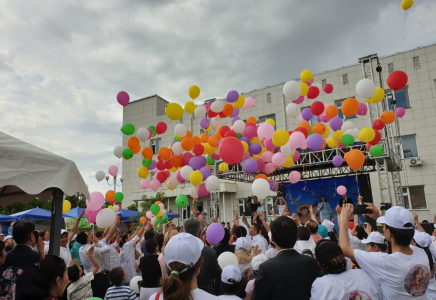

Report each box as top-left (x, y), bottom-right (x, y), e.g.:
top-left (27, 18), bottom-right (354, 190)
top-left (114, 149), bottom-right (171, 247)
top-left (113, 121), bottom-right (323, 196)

top-left (363, 203), bottom-right (380, 220)
top-left (86, 245), bottom-right (95, 257)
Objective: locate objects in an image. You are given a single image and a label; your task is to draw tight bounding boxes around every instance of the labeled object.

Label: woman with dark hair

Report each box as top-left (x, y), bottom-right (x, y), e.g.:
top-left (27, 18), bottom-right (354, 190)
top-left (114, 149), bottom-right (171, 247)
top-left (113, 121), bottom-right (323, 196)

top-left (310, 240), bottom-right (379, 299)
top-left (214, 228), bottom-right (235, 258)
top-left (317, 196), bottom-right (333, 221)
top-left (361, 231), bottom-right (387, 253)
top-left (40, 231), bottom-right (50, 246)
top-left (16, 255), bottom-right (70, 300)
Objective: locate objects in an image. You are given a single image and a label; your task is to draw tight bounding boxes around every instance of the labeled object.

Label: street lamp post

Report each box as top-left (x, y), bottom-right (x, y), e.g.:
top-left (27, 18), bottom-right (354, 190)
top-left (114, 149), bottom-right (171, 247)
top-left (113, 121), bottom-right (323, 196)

top-left (105, 175), bottom-right (124, 192)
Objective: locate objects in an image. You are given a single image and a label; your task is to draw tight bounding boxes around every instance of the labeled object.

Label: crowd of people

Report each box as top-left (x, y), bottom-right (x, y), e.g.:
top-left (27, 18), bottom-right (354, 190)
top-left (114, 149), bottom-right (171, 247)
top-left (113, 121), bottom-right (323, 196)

top-left (0, 194), bottom-right (435, 300)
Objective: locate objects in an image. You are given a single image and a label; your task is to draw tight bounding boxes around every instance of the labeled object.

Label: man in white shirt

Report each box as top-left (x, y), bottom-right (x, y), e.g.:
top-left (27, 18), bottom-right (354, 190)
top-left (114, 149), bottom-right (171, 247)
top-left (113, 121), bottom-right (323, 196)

top-left (249, 223), bottom-right (268, 254)
top-left (96, 215), bottom-right (120, 270)
top-left (294, 226), bottom-right (316, 257)
top-left (339, 203), bottom-right (430, 300)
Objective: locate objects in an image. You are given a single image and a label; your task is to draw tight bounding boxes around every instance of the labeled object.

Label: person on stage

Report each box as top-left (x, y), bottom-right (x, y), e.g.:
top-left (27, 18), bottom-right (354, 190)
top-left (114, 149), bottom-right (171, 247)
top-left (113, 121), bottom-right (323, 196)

top-left (339, 192), bottom-right (353, 207)
top-left (317, 196), bottom-right (333, 221)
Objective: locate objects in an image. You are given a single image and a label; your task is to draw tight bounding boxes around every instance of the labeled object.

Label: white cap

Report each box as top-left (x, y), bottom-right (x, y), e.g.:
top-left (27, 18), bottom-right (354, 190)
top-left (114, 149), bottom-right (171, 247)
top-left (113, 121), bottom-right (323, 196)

top-left (234, 237), bottom-right (252, 251)
top-left (164, 233), bottom-right (204, 273)
top-left (361, 232), bottom-right (385, 244)
top-left (376, 206), bottom-right (414, 229)
top-left (414, 231), bottom-right (432, 248)
top-left (321, 220), bottom-right (335, 232)
top-left (251, 254), bottom-right (268, 271)
top-left (221, 265), bottom-right (241, 284)
top-left (4, 235), bottom-right (13, 241)
top-left (265, 248), bottom-right (277, 259)
top-left (61, 229), bottom-right (68, 235)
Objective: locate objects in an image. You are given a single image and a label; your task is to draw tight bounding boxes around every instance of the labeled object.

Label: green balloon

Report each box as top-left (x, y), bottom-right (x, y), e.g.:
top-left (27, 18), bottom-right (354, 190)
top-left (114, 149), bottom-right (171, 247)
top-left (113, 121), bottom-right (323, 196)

top-left (122, 148), bottom-right (134, 159)
top-left (154, 227), bottom-right (159, 231)
top-left (162, 215), bottom-right (169, 223)
top-left (114, 192), bottom-right (124, 203)
top-left (236, 133), bottom-right (243, 139)
top-left (155, 217), bottom-right (162, 225)
top-left (309, 126), bottom-right (313, 136)
top-left (207, 156), bottom-right (215, 165)
top-left (142, 158), bottom-right (152, 167)
top-left (176, 194), bottom-right (189, 208)
top-left (173, 136), bottom-right (181, 142)
top-left (370, 145), bottom-right (385, 157)
top-left (148, 126), bottom-right (157, 137)
top-left (150, 204), bottom-right (160, 215)
top-left (121, 123), bottom-right (135, 135)
top-left (341, 134), bottom-right (354, 146)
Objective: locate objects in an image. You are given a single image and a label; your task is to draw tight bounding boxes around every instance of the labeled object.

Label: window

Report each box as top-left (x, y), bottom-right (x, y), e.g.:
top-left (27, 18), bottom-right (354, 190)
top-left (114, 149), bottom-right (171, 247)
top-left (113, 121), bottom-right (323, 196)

top-left (343, 74), bottom-right (348, 85)
top-left (259, 114), bottom-right (277, 130)
top-left (182, 202), bottom-right (191, 220)
top-left (302, 106), bottom-right (316, 125)
top-left (322, 79), bottom-right (327, 88)
top-left (266, 197), bottom-right (275, 217)
top-left (387, 86), bottom-right (410, 110)
top-left (396, 134), bottom-right (418, 158)
top-left (388, 63), bottom-right (394, 74)
top-left (335, 99), bottom-right (356, 120)
top-left (413, 56), bottom-right (420, 69)
top-left (267, 93), bottom-right (271, 103)
top-left (403, 186), bottom-right (427, 209)
top-left (150, 171), bottom-right (155, 180)
top-left (150, 138), bottom-right (161, 153)
top-left (180, 116), bottom-right (183, 124)
top-left (238, 199), bottom-right (246, 216)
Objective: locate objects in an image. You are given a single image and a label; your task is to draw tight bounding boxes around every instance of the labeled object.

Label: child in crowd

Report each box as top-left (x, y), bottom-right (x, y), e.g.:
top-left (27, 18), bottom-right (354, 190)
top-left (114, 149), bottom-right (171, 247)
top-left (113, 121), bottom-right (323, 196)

top-left (245, 254), bottom-right (268, 300)
top-left (219, 265), bottom-right (243, 300)
top-left (105, 266), bottom-right (138, 300)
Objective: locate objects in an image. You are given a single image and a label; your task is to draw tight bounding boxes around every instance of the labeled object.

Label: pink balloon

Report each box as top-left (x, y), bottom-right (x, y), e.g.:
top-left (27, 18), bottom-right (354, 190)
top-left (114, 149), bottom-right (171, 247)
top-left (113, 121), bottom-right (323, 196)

top-left (257, 123), bottom-right (275, 141)
top-left (356, 103), bottom-right (368, 116)
top-left (205, 102), bottom-right (212, 110)
top-left (146, 211), bottom-right (153, 219)
top-left (272, 153), bottom-right (285, 166)
top-left (337, 142), bottom-right (346, 149)
top-left (395, 107), bottom-right (406, 118)
top-left (242, 151), bottom-right (251, 160)
top-left (117, 91), bottom-right (130, 107)
top-left (264, 139), bottom-right (275, 151)
top-left (87, 192), bottom-right (105, 211)
top-left (337, 185), bottom-right (347, 196)
top-left (159, 203), bottom-right (165, 210)
top-left (85, 208), bottom-right (101, 224)
top-left (289, 132), bottom-right (305, 149)
top-left (261, 151), bottom-right (273, 162)
top-left (264, 163), bottom-right (275, 174)
top-left (304, 79), bottom-right (313, 87)
top-left (150, 179), bottom-right (161, 191)
top-left (140, 179), bottom-right (150, 190)
top-left (108, 165), bottom-right (118, 177)
top-left (293, 96), bottom-right (305, 104)
top-left (293, 151), bottom-right (300, 162)
top-left (198, 183), bottom-right (210, 197)
top-left (289, 171), bottom-right (301, 184)
top-left (244, 97), bottom-right (255, 109)
top-left (176, 170), bottom-right (187, 183)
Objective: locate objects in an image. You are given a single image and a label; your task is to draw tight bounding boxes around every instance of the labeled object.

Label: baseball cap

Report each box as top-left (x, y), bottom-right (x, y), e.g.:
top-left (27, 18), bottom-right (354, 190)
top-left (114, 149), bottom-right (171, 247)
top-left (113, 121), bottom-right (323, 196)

top-left (221, 265), bottom-right (241, 284)
top-left (4, 235), bottom-right (13, 241)
top-left (413, 231), bottom-right (432, 248)
top-left (164, 233), bottom-right (204, 273)
top-left (376, 206), bottom-right (414, 229)
top-left (317, 225), bottom-right (328, 238)
top-left (361, 232), bottom-right (385, 244)
top-left (321, 220), bottom-right (335, 232)
top-left (251, 254), bottom-right (268, 271)
top-left (61, 229), bottom-right (68, 235)
top-left (234, 237), bottom-right (252, 251)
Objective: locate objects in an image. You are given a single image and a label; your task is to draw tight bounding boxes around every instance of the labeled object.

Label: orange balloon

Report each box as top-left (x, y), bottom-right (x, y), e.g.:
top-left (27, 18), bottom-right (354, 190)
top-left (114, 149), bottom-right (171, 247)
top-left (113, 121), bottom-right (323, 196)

top-left (155, 201), bottom-right (161, 204)
top-left (208, 135), bottom-right (220, 147)
top-left (255, 174), bottom-right (269, 182)
top-left (341, 98), bottom-right (359, 117)
top-left (200, 133), bottom-right (209, 143)
top-left (185, 131), bottom-right (192, 138)
top-left (127, 137), bottom-right (140, 150)
top-left (298, 122), bottom-right (311, 133)
top-left (181, 137), bottom-right (194, 151)
top-left (132, 145), bottom-right (141, 154)
top-left (344, 149), bottom-right (365, 170)
top-left (223, 104), bottom-right (234, 117)
top-left (325, 105), bottom-right (339, 118)
top-left (380, 111), bottom-right (396, 124)
top-left (170, 155), bottom-right (183, 167)
top-left (192, 136), bottom-right (201, 145)
top-left (247, 116), bottom-right (257, 124)
top-left (105, 190), bottom-right (115, 202)
top-left (159, 148), bottom-right (172, 161)
top-left (142, 147), bottom-right (153, 159)
top-left (321, 138), bottom-right (326, 149)
top-left (140, 217), bottom-right (146, 224)
top-left (313, 123), bottom-right (326, 135)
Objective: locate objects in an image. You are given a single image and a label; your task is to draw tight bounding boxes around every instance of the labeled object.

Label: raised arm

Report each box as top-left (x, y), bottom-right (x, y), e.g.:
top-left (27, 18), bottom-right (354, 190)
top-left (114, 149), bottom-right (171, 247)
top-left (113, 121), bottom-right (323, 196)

top-left (37, 236), bottom-right (45, 260)
top-left (274, 198), bottom-right (278, 207)
top-left (86, 246), bottom-right (100, 275)
top-left (412, 211), bottom-right (425, 233)
top-left (105, 215), bottom-right (121, 243)
top-left (309, 206), bottom-right (317, 222)
top-left (92, 234), bottom-right (111, 254)
top-left (69, 210), bottom-right (86, 242)
top-left (269, 210), bottom-right (277, 219)
top-left (339, 204), bottom-right (356, 261)
top-left (257, 211), bottom-right (270, 233)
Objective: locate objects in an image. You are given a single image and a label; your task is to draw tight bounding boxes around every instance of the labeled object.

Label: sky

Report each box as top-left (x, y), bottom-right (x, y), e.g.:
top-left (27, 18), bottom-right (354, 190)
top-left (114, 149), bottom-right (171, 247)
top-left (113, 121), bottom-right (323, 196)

top-left (0, 0), bottom-right (435, 198)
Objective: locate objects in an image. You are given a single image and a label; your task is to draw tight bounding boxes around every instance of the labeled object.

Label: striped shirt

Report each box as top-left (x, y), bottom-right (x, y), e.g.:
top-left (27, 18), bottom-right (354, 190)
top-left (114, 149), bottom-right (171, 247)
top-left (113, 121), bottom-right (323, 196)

top-left (104, 285), bottom-right (138, 300)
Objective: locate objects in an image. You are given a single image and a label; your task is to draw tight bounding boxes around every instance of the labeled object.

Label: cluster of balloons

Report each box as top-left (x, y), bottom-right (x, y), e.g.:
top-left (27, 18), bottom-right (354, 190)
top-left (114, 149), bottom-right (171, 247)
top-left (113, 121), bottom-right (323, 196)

top-left (82, 191), bottom-right (117, 228)
top-left (141, 201), bottom-right (169, 231)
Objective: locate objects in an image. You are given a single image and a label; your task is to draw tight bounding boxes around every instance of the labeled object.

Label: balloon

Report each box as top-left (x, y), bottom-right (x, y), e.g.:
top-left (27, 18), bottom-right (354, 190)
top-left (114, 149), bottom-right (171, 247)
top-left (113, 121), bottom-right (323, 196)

top-left (95, 170), bottom-right (105, 182)
top-left (205, 175), bottom-right (220, 191)
top-left (307, 86), bottom-right (320, 99)
top-left (62, 200), bottom-right (71, 214)
top-left (401, 0), bottom-right (413, 11)
top-left (283, 80), bottom-right (301, 101)
top-left (244, 97), bottom-right (255, 109)
top-left (332, 130), bottom-right (344, 142)
top-left (257, 123), bottom-right (275, 141)
top-left (200, 118), bottom-right (210, 129)
top-left (373, 119), bottom-right (385, 130)
top-left (293, 96), bottom-right (305, 104)
top-left (344, 149), bottom-right (365, 170)
top-left (231, 108), bottom-right (240, 118)
top-left (150, 179), bottom-right (160, 191)
top-left (289, 131), bottom-right (305, 149)
top-left (219, 162), bottom-right (228, 172)
top-left (199, 167), bottom-right (211, 180)
top-left (136, 128), bottom-right (150, 142)
top-left (158, 148), bottom-right (172, 161)
top-left (232, 120), bottom-right (246, 134)
top-left (325, 105), bottom-right (338, 118)
top-left (105, 190), bottom-right (115, 202)
top-left (341, 121), bottom-right (354, 131)
top-left (367, 87), bottom-right (385, 104)
top-left (129, 275), bottom-right (142, 294)
top-left (252, 178), bottom-right (270, 199)
top-left (289, 171), bottom-right (301, 184)
top-left (87, 192), bottom-right (105, 211)
top-left (114, 192), bottom-right (124, 203)
top-left (301, 108), bottom-right (313, 121)
top-left (162, 215), bottom-right (169, 223)
top-left (226, 90), bottom-right (239, 103)
top-left (337, 186), bottom-right (347, 196)
top-left (141, 147), bottom-right (153, 159)
top-left (311, 101), bottom-right (324, 116)
top-left (121, 124), bottom-right (135, 135)
top-left (218, 252), bottom-right (239, 269)
top-left (219, 137), bottom-right (244, 164)
top-left (299, 82), bottom-right (309, 97)
top-left (148, 126), bottom-right (157, 137)
top-left (324, 83), bottom-right (334, 94)
top-left (300, 70), bottom-right (313, 82)
top-left (137, 166), bottom-right (150, 179)
top-left (272, 153), bottom-right (285, 167)
top-left (195, 106), bottom-right (206, 118)
top-left (356, 103), bottom-right (367, 116)
top-left (356, 79), bottom-right (376, 99)
top-left (149, 204), bottom-right (159, 216)
top-left (380, 111), bottom-right (396, 124)
top-left (233, 95), bottom-right (245, 109)
top-left (96, 208), bottom-right (116, 228)
top-left (222, 103), bottom-right (234, 116)
top-left (107, 165), bottom-right (117, 177)
top-left (341, 98), bottom-right (359, 117)
top-left (341, 134), bottom-right (354, 146)
top-left (327, 137), bottom-right (337, 148)
top-left (307, 134), bottom-right (324, 151)
top-left (144, 211), bottom-right (153, 219)
top-left (139, 179), bottom-right (150, 190)
top-left (333, 155), bottom-right (344, 167)
top-left (358, 128), bottom-right (375, 143)
top-left (113, 146), bottom-right (123, 159)
top-left (176, 194), bottom-right (189, 207)
top-left (117, 91), bottom-right (130, 106)
top-left (211, 100), bottom-right (225, 113)
top-left (328, 117), bottom-right (342, 132)
top-left (244, 158), bottom-right (258, 173)
top-left (181, 166), bottom-right (194, 180)
top-left (272, 129), bottom-right (289, 147)
top-left (395, 107), bottom-right (406, 118)
top-left (156, 122), bottom-right (167, 134)
top-left (189, 85), bottom-right (200, 99)
top-left (189, 170), bottom-right (203, 186)
top-left (387, 70), bottom-right (408, 91)
top-left (183, 101), bottom-right (196, 115)
top-left (285, 103), bottom-right (298, 118)
top-left (166, 103), bottom-right (184, 120)
top-left (206, 223), bottom-right (225, 245)
top-left (313, 123), bottom-right (326, 135)
top-left (370, 145), bottom-right (385, 157)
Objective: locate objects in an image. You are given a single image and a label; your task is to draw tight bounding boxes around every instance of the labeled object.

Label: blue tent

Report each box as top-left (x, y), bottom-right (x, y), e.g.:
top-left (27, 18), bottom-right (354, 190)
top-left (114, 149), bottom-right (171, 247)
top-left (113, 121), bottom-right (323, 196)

top-left (0, 214), bottom-right (15, 222)
top-left (166, 212), bottom-right (180, 219)
top-left (119, 209), bottom-right (139, 222)
top-left (63, 207), bottom-right (84, 218)
top-left (9, 208), bottom-right (52, 220)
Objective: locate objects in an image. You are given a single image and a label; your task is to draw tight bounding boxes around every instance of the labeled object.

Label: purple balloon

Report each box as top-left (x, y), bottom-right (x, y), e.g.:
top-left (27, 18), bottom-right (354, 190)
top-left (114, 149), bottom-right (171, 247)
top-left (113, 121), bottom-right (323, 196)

top-left (217, 140), bottom-right (222, 148)
top-left (307, 133), bottom-right (324, 151)
top-left (226, 90), bottom-right (239, 103)
top-left (240, 137), bottom-right (251, 145)
top-left (244, 158), bottom-right (258, 174)
top-left (189, 156), bottom-right (202, 170)
top-left (316, 116), bottom-right (321, 122)
top-left (147, 160), bottom-right (156, 170)
top-left (231, 117), bottom-right (241, 124)
top-left (197, 155), bottom-right (207, 168)
top-left (301, 108), bottom-right (313, 121)
top-left (231, 107), bottom-right (239, 117)
top-left (200, 167), bottom-right (211, 180)
top-left (200, 118), bottom-right (210, 129)
top-left (249, 143), bottom-right (262, 155)
top-left (333, 155), bottom-right (344, 167)
top-left (330, 117), bottom-right (343, 131)
top-left (269, 180), bottom-right (278, 191)
top-left (206, 223), bottom-right (225, 244)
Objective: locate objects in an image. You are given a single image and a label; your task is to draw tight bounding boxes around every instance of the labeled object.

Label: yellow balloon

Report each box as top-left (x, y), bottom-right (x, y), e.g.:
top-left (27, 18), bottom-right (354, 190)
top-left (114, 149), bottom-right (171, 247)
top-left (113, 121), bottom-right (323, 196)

top-left (283, 156), bottom-right (294, 168)
top-left (259, 147), bottom-right (267, 155)
top-left (327, 137), bottom-right (338, 148)
top-left (189, 85), bottom-right (200, 99)
top-left (272, 129), bottom-right (290, 147)
top-left (333, 130), bottom-right (344, 142)
top-left (184, 101), bottom-right (196, 114)
top-left (402, 0), bottom-right (413, 10)
top-left (204, 143), bottom-right (215, 155)
top-left (366, 87), bottom-right (385, 104)
top-left (219, 162), bottom-right (229, 172)
top-left (189, 170), bottom-right (203, 186)
top-left (62, 200), bottom-right (71, 214)
top-left (300, 70), bottom-right (313, 82)
top-left (204, 124), bottom-right (212, 132)
top-left (156, 211), bottom-right (163, 218)
top-left (358, 128), bottom-right (376, 143)
top-left (169, 167), bottom-right (178, 172)
top-left (299, 82), bottom-right (309, 96)
top-left (322, 126), bottom-right (330, 138)
top-left (265, 119), bottom-right (275, 127)
top-left (138, 166), bottom-right (150, 179)
top-left (165, 103), bottom-right (184, 120)
top-left (233, 95), bottom-right (245, 109)
top-left (108, 205), bottom-right (114, 210)
top-left (241, 141), bottom-right (249, 153)
top-left (250, 137), bottom-right (260, 144)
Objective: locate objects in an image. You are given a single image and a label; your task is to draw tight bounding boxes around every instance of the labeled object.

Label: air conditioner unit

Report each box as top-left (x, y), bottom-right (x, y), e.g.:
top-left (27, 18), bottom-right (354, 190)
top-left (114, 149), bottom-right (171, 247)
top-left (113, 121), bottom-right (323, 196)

top-left (409, 158), bottom-right (422, 167)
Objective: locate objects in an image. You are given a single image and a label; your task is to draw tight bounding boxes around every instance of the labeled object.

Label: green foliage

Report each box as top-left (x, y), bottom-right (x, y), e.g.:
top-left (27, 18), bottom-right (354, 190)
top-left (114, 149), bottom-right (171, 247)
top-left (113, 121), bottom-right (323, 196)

top-left (129, 193), bottom-right (168, 231)
top-left (65, 193), bottom-right (87, 208)
top-left (126, 204), bottom-right (138, 211)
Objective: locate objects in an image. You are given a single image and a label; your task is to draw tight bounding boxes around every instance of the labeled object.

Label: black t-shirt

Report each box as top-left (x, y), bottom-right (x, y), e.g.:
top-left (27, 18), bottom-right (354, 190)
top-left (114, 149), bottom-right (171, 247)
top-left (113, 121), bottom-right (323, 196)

top-left (139, 254), bottom-right (161, 288)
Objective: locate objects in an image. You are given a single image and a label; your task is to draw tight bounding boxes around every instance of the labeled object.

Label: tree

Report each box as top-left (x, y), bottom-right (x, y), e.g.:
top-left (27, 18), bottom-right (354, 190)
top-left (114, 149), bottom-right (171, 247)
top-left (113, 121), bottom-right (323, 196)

top-left (126, 204), bottom-right (138, 211)
top-left (65, 193), bottom-right (87, 208)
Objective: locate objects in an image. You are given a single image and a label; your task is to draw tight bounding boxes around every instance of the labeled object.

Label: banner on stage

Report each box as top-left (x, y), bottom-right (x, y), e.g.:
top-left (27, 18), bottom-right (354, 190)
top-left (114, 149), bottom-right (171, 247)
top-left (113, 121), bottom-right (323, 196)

top-left (65, 217), bottom-right (91, 229)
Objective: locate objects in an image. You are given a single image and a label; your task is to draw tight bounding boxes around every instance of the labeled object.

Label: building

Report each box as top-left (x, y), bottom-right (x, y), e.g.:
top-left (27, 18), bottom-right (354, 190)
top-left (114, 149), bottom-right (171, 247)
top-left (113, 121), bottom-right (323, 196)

top-left (122, 42), bottom-right (436, 225)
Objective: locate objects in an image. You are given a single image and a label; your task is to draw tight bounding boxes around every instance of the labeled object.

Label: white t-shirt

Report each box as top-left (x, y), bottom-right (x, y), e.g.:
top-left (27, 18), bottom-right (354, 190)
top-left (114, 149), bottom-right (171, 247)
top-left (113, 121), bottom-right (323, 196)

top-left (354, 246), bottom-right (431, 299)
top-left (67, 272), bottom-right (94, 300)
top-left (349, 235), bottom-right (368, 252)
top-left (277, 205), bottom-right (285, 216)
top-left (44, 244), bottom-right (72, 267)
top-left (218, 295), bottom-right (242, 300)
top-left (310, 269), bottom-right (380, 300)
top-left (294, 239), bottom-right (316, 257)
top-left (149, 288), bottom-right (218, 300)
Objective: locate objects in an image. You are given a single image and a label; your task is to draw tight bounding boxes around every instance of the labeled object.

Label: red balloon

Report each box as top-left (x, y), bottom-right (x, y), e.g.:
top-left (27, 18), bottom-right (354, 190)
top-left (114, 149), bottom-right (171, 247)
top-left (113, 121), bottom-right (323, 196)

top-left (219, 111), bottom-right (226, 118)
top-left (288, 131), bottom-right (293, 136)
top-left (366, 143), bottom-right (374, 152)
top-left (155, 122), bottom-right (167, 134)
top-left (373, 119), bottom-right (385, 130)
top-left (164, 160), bottom-right (172, 169)
top-left (193, 144), bottom-right (204, 156)
top-left (387, 70), bottom-right (408, 91)
top-left (372, 130), bottom-right (381, 145)
top-left (224, 130), bottom-right (238, 138)
top-left (164, 170), bottom-right (171, 178)
top-left (156, 161), bottom-right (165, 171)
top-left (218, 137), bottom-right (244, 165)
top-left (311, 101), bottom-right (324, 116)
top-left (219, 126), bottom-right (230, 137)
top-left (183, 152), bottom-right (193, 165)
top-left (323, 84), bottom-right (334, 94)
top-left (307, 86), bottom-right (320, 99)
top-left (208, 109), bottom-right (218, 118)
top-left (256, 158), bottom-right (265, 171)
top-left (157, 172), bottom-right (166, 183)
top-left (294, 127), bottom-right (309, 138)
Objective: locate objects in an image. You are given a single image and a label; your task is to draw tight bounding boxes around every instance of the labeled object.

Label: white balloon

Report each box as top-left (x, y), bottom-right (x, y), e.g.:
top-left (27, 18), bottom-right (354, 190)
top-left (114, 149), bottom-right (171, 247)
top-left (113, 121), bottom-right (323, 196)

top-left (191, 184), bottom-right (198, 198)
top-left (211, 116), bottom-right (222, 128)
top-left (113, 146), bottom-right (123, 159)
top-left (161, 209), bottom-right (166, 215)
top-left (283, 80), bottom-right (301, 101)
top-left (232, 120), bottom-right (246, 134)
top-left (252, 178), bottom-right (270, 199)
top-left (130, 276), bottom-right (142, 294)
top-left (151, 216), bottom-right (156, 224)
top-left (136, 127), bottom-right (150, 142)
top-left (313, 83), bottom-right (322, 91)
top-left (341, 121), bottom-right (354, 132)
top-left (175, 124), bottom-right (187, 138)
top-left (344, 129), bottom-right (354, 136)
top-left (205, 175), bottom-right (220, 192)
top-left (172, 142), bottom-right (184, 156)
top-left (356, 79), bottom-right (376, 99)
top-left (218, 252), bottom-right (239, 269)
top-left (286, 103), bottom-right (299, 118)
top-left (280, 143), bottom-right (295, 157)
top-left (95, 170), bottom-right (105, 182)
top-left (195, 106), bottom-right (207, 118)
top-left (352, 128), bottom-right (360, 140)
top-left (96, 208), bottom-right (116, 228)
top-left (181, 166), bottom-right (193, 180)
top-left (168, 176), bottom-right (179, 189)
top-left (114, 205), bottom-right (120, 212)
top-left (210, 100), bottom-right (225, 113)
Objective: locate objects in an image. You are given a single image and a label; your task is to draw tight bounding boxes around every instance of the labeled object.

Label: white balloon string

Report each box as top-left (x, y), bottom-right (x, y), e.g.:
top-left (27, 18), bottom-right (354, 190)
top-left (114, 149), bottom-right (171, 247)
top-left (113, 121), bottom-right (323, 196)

top-left (403, 11), bottom-right (406, 40)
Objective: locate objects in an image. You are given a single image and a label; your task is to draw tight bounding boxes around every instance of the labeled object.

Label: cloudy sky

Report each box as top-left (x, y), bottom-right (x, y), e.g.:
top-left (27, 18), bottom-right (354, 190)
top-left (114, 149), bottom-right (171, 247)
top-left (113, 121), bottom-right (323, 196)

top-left (1, 0), bottom-right (435, 198)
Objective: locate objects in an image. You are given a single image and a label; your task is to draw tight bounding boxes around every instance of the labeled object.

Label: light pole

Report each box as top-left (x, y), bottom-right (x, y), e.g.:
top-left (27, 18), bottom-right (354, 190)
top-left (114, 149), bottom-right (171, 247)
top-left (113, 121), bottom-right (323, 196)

top-left (105, 175), bottom-right (124, 192)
